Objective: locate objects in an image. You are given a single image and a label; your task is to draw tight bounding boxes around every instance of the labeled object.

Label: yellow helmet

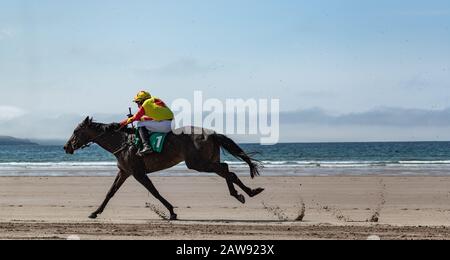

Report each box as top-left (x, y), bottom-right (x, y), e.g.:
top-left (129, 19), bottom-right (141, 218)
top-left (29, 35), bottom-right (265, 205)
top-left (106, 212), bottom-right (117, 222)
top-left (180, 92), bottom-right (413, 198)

top-left (133, 91), bottom-right (152, 103)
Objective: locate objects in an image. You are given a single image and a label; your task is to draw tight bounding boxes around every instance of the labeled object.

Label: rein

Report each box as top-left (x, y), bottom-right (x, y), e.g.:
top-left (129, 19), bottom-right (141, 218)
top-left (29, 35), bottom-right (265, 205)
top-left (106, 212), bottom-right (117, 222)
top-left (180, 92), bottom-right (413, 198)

top-left (80, 129), bottom-right (131, 155)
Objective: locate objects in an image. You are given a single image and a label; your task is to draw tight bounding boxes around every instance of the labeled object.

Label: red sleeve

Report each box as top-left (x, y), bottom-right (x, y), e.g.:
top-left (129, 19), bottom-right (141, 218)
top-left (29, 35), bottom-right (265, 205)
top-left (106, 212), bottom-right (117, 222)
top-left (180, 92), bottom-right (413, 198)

top-left (133, 106), bottom-right (146, 121)
top-left (154, 99), bottom-right (168, 108)
top-left (120, 107), bottom-right (147, 127)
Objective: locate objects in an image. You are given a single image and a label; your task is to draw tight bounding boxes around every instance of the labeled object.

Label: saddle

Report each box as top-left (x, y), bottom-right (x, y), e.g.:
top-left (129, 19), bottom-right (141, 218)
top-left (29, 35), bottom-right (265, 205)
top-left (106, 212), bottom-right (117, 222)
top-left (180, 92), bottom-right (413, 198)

top-left (133, 130), bottom-right (168, 153)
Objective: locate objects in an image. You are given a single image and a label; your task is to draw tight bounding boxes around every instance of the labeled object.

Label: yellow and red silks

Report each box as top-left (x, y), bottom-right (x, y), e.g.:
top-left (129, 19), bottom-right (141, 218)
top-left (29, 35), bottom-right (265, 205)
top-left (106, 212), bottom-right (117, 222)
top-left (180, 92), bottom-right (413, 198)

top-left (121, 97), bottom-right (174, 127)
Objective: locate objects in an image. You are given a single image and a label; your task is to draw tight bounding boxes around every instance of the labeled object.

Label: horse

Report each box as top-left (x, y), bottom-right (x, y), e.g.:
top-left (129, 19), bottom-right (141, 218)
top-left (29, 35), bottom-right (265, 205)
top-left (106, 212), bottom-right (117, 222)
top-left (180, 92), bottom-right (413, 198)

top-left (63, 117), bottom-right (264, 220)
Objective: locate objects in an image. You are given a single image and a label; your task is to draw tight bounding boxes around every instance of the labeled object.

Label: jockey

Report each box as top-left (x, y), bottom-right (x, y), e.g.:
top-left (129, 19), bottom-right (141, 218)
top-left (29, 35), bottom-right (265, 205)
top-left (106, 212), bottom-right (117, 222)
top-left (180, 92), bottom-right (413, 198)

top-left (120, 91), bottom-right (174, 155)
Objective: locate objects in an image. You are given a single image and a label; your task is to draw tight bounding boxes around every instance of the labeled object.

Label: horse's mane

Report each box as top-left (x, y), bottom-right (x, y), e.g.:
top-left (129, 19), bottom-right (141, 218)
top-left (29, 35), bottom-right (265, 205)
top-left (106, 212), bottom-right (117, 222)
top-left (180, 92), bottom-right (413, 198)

top-left (89, 121), bottom-right (135, 136)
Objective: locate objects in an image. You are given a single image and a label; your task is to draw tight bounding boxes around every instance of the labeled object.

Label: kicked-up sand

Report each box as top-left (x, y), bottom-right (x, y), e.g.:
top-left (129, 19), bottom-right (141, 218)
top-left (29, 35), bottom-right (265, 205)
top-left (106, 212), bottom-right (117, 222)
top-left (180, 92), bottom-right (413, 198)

top-left (0, 175), bottom-right (450, 240)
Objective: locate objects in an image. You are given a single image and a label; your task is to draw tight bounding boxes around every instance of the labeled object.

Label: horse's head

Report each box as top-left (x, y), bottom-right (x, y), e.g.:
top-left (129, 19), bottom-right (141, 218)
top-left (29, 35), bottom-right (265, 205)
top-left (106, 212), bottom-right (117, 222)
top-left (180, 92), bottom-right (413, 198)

top-left (64, 117), bottom-right (124, 154)
top-left (64, 117), bottom-right (97, 154)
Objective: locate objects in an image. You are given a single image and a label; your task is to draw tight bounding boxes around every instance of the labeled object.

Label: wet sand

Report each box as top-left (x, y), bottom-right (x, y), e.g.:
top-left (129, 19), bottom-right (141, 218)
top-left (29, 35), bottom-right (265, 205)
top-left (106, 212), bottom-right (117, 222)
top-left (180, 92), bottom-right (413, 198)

top-left (0, 176), bottom-right (450, 240)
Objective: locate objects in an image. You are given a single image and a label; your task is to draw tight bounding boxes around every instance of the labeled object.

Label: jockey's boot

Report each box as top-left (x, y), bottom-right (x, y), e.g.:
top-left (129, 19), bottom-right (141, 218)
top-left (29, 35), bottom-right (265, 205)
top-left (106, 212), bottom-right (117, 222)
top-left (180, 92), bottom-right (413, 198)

top-left (138, 127), bottom-right (153, 156)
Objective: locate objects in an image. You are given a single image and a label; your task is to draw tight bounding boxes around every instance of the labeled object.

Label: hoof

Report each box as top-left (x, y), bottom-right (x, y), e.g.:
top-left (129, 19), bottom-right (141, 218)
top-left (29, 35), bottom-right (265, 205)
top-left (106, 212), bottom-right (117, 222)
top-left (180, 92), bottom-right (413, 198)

top-left (236, 194), bottom-right (246, 204)
top-left (170, 214), bottom-right (178, 221)
top-left (250, 188), bottom-right (265, 197)
top-left (88, 213), bottom-right (98, 219)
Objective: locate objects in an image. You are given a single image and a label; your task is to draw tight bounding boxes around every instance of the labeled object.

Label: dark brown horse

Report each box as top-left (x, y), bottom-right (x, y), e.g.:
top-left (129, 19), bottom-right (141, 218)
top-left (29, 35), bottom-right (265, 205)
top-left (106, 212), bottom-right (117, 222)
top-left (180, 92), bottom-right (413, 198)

top-left (63, 117), bottom-right (264, 220)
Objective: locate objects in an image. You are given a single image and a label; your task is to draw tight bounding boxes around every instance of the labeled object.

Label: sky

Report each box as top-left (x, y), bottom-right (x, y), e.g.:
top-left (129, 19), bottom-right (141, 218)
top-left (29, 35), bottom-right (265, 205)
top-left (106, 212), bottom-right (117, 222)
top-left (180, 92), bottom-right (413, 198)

top-left (1, 0), bottom-right (450, 142)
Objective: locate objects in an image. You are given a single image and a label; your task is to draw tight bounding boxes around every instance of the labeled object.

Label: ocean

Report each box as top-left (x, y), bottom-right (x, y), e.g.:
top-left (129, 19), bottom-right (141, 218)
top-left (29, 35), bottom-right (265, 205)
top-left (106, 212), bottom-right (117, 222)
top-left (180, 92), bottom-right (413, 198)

top-left (1, 142), bottom-right (449, 177)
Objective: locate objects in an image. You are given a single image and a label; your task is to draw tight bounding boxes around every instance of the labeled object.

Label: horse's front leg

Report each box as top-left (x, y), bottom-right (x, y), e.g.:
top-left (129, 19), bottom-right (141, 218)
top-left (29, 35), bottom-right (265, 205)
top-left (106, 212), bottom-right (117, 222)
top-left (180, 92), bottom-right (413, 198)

top-left (133, 172), bottom-right (177, 220)
top-left (89, 170), bottom-right (129, 219)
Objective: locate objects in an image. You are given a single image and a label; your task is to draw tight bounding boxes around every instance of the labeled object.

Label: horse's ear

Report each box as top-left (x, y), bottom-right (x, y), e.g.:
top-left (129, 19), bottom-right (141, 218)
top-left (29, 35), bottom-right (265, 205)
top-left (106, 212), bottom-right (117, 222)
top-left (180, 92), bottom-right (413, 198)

top-left (83, 116), bottom-right (92, 126)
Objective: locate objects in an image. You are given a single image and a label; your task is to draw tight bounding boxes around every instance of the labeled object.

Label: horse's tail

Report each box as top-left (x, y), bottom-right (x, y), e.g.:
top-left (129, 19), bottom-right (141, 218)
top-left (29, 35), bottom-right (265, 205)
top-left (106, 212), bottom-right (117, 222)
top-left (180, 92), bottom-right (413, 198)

top-left (213, 134), bottom-right (261, 178)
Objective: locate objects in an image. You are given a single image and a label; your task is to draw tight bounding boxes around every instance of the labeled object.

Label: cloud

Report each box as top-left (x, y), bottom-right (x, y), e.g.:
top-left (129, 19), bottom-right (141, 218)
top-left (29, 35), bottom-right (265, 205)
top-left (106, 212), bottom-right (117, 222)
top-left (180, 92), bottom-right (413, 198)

top-left (396, 10), bottom-right (450, 17)
top-left (0, 106), bottom-right (27, 121)
top-left (296, 90), bottom-right (337, 98)
top-left (0, 28), bottom-right (14, 40)
top-left (135, 58), bottom-right (222, 78)
top-left (1, 108), bottom-right (450, 141)
top-left (0, 113), bottom-right (124, 140)
top-left (399, 75), bottom-right (430, 91)
top-left (280, 107), bottom-right (450, 127)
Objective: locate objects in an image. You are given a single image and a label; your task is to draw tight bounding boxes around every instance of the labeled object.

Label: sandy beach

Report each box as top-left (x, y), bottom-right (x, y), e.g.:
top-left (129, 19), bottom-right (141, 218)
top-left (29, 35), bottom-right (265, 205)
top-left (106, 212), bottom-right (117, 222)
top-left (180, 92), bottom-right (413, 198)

top-left (1, 175), bottom-right (450, 240)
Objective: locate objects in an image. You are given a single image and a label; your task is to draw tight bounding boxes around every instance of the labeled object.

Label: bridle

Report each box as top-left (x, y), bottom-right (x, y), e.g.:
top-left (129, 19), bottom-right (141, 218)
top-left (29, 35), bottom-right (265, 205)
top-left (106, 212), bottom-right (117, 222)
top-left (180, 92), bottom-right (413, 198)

top-left (78, 131), bottom-right (107, 150)
top-left (76, 129), bottom-right (130, 155)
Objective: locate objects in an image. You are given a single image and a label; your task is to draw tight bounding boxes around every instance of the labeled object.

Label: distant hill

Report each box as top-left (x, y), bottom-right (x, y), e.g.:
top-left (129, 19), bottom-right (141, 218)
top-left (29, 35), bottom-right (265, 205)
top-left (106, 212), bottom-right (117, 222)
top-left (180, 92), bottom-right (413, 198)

top-left (30, 139), bottom-right (66, 146)
top-left (0, 136), bottom-right (38, 145)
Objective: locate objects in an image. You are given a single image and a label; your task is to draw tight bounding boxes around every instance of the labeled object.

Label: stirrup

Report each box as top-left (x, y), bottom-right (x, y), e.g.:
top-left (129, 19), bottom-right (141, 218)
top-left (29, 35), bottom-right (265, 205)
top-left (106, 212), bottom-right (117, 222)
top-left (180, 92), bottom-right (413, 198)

top-left (137, 146), bottom-right (153, 156)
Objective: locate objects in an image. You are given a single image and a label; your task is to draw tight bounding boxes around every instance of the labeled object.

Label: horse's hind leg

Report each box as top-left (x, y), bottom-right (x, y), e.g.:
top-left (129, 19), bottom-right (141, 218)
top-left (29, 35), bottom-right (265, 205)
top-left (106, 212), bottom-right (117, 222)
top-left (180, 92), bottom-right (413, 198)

top-left (208, 147), bottom-right (264, 198)
top-left (133, 172), bottom-right (177, 220)
top-left (221, 164), bottom-right (265, 198)
top-left (89, 170), bottom-right (129, 219)
top-left (212, 163), bottom-right (264, 198)
top-left (186, 162), bottom-right (247, 204)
